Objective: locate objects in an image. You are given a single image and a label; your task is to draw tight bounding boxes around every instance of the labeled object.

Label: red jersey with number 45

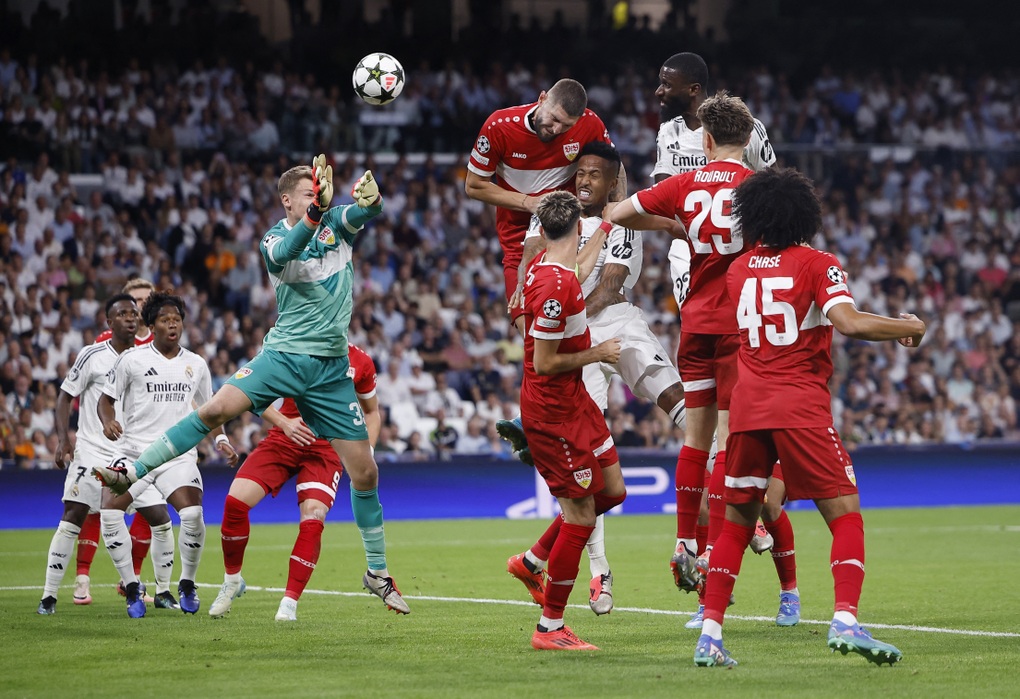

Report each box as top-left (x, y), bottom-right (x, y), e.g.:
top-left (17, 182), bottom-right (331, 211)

top-left (268, 343), bottom-right (377, 440)
top-left (632, 159), bottom-right (753, 334)
top-left (521, 255), bottom-right (591, 423)
top-left (726, 245), bottom-right (855, 432)
top-left (467, 103), bottom-right (612, 263)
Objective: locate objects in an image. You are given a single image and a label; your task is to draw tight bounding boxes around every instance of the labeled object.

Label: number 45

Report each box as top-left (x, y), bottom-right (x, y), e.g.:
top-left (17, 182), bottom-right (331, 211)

top-left (736, 277), bottom-right (798, 348)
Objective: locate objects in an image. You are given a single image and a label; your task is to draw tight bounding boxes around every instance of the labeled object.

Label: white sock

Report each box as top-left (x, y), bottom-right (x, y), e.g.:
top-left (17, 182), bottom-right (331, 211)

top-left (782, 586), bottom-right (800, 597)
top-left (702, 619), bottom-right (723, 640)
top-left (833, 610), bottom-right (857, 626)
top-left (225, 572), bottom-right (241, 585)
top-left (149, 521), bottom-right (175, 594)
top-left (669, 400), bottom-right (687, 429)
top-left (538, 615), bottom-right (563, 632)
top-left (43, 521), bottom-right (80, 598)
top-left (676, 537), bottom-right (697, 556)
top-left (586, 514), bottom-right (609, 577)
top-left (524, 550), bottom-right (545, 572)
top-left (368, 567), bottom-right (390, 579)
top-left (101, 509), bottom-right (137, 585)
top-left (177, 506), bottom-right (205, 582)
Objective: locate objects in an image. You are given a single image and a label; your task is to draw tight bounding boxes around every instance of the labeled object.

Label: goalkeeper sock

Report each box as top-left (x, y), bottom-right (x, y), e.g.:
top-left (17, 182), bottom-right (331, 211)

top-left (351, 487), bottom-right (386, 571)
top-left (134, 412), bottom-right (210, 478)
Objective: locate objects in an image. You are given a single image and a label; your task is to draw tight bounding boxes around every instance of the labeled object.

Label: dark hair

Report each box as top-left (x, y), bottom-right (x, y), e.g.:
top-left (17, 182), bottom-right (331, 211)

top-left (697, 91), bottom-right (754, 148)
top-left (142, 291), bottom-right (187, 327)
top-left (579, 141), bottom-right (622, 178)
top-left (104, 293), bottom-right (136, 316)
top-left (547, 79), bottom-right (587, 117)
top-left (536, 191), bottom-right (582, 241)
top-left (662, 52), bottom-right (709, 87)
top-left (732, 168), bottom-right (821, 250)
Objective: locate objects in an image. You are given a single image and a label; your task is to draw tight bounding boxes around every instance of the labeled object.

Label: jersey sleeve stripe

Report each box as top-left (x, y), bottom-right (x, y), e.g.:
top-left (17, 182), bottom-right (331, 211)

top-left (630, 192), bottom-right (649, 216)
top-left (531, 329), bottom-right (564, 340)
top-left (339, 207), bottom-right (360, 234)
top-left (71, 343), bottom-right (105, 370)
top-left (821, 296), bottom-right (855, 316)
top-left (356, 388), bottom-right (377, 400)
top-left (467, 162), bottom-right (496, 178)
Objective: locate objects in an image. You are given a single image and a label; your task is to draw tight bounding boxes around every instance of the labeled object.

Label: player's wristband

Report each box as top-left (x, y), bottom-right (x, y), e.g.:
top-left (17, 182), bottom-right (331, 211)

top-left (597, 220), bottom-right (612, 234)
top-left (304, 202), bottom-right (323, 227)
top-left (215, 434), bottom-right (230, 447)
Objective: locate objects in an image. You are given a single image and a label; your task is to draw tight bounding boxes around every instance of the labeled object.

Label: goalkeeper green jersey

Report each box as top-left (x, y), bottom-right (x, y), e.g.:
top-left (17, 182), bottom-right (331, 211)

top-left (259, 202), bottom-right (382, 357)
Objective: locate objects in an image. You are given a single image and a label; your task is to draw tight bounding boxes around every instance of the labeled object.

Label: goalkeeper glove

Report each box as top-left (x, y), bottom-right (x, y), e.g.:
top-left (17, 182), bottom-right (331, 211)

top-left (352, 170), bottom-right (380, 207)
top-left (312, 153), bottom-right (333, 212)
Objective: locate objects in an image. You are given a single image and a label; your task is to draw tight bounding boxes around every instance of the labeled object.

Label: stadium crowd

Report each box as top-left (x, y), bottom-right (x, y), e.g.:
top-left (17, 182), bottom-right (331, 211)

top-left (1, 10), bottom-right (1019, 469)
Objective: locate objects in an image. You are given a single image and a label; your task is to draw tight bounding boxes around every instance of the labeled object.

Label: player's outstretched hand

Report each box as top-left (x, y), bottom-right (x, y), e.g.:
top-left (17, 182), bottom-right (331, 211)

top-left (312, 153), bottom-right (333, 211)
top-left (352, 170), bottom-right (380, 207)
top-left (897, 313), bottom-right (926, 348)
top-left (595, 337), bottom-right (622, 364)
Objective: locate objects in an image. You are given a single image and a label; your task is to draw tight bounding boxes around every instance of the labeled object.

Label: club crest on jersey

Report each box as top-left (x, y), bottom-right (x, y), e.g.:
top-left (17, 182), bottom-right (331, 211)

top-left (185, 366), bottom-right (194, 379)
top-left (234, 367), bottom-right (253, 380)
top-left (318, 227), bottom-right (336, 245)
top-left (476, 135), bottom-right (490, 154)
top-left (826, 265), bottom-right (845, 284)
top-left (68, 366), bottom-right (80, 381)
top-left (844, 464), bottom-right (857, 486)
top-left (347, 366), bottom-right (356, 379)
top-left (542, 299), bottom-right (562, 318)
top-left (573, 468), bottom-right (593, 489)
top-left (563, 142), bottom-right (580, 161)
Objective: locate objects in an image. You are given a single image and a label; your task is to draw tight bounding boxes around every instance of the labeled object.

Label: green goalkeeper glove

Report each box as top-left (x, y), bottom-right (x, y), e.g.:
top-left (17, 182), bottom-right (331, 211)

top-left (351, 170), bottom-right (380, 207)
top-left (312, 153), bottom-right (333, 212)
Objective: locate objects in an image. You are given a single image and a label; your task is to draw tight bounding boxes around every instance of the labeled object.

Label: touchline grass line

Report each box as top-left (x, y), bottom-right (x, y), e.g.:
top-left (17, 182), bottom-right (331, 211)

top-left (7, 583), bottom-right (1019, 639)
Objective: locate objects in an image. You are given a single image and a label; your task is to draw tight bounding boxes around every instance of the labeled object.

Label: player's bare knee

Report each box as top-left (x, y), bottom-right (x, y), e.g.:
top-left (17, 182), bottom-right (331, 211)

top-left (62, 502), bottom-right (90, 527)
top-left (299, 502), bottom-right (328, 522)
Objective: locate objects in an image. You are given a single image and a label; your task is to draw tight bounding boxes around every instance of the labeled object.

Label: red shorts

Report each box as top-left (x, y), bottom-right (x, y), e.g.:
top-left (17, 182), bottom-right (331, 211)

top-left (677, 332), bottom-right (740, 410)
top-left (724, 427), bottom-right (857, 503)
top-left (523, 398), bottom-right (619, 499)
top-left (503, 262), bottom-right (525, 322)
top-left (237, 436), bottom-right (342, 508)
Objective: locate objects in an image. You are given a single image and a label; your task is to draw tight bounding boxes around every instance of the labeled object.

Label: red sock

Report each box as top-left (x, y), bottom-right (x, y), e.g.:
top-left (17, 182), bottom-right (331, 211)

top-left (594, 490), bottom-right (626, 515)
top-left (764, 510), bottom-right (797, 590)
top-left (285, 519), bottom-right (324, 601)
top-left (221, 495), bottom-right (252, 575)
top-left (129, 515), bottom-right (152, 577)
top-left (702, 520), bottom-right (754, 625)
top-left (706, 450), bottom-right (727, 548)
top-left (531, 515), bottom-right (563, 561)
top-left (76, 512), bottom-right (101, 576)
top-left (675, 446), bottom-right (709, 539)
top-left (542, 521), bottom-right (595, 621)
top-left (828, 512), bottom-right (865, 615)
top-left (695, 524), bottom-right (709, 557)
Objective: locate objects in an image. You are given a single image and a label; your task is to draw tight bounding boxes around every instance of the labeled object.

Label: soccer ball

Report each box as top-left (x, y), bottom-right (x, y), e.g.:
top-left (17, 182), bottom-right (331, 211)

top-left (352, 53), bottom-right (405, 106)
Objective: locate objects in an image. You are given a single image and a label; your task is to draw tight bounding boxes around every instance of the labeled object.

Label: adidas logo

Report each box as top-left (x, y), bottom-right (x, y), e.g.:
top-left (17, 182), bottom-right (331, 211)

top-left (182, 542), bottom-right (202, 549)
top-left (107, 541), bottom-right (124, 549)
top-left (144, 367), bottom-right (159, 376)
top-left (190, 478), bottom-right (200, 485)
top-left (49, 563), bottom-right (64, 570)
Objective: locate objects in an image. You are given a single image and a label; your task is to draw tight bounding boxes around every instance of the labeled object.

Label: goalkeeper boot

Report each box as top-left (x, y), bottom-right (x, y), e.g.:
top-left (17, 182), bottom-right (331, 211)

top-left (827, 620), bottom-right (902, 665)
top-left (154, 591), bottom-right (180, 610)
top-left (507, 553), bottom-right (545, 606)
top-left (275, 597), bottom-right (298, 622)
top-left (496, 416), bottom-right (529, 453)
top-left (178, 579), bottom-right (200, 614)
top-left (209, 576), bottom-right (247, 618)
top-left (37, 596), bottom-right (57, 615)
top-left (73, 574), bottom-right (92, 605)
top-left (589, 571), bottom-right (613, 615)
top-left (776, 591), bottom-right (801, 627)
top-left (749, 521), bottom-right (774, 554)
top-left (514, 446), bottom-right (535, 467)
top-left (694, 634), bottom-right (738, 667)
top-left (125, 582), bottom-right (146, 618)
top-left (363, 571), bottom-right (410, 614)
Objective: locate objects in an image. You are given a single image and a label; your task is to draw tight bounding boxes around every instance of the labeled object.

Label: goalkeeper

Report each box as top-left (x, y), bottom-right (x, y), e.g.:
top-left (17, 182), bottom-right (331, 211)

top-left (95, 157), bottom-right (411, 614)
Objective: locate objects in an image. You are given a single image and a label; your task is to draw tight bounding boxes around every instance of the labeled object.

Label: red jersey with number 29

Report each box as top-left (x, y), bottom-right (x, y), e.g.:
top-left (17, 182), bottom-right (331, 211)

top-left (632, 159), bottom-right (753, 334)
top-left (726, 245), bottom-right (855, 432)
top-left (521, 255), bottom-right (591, 423)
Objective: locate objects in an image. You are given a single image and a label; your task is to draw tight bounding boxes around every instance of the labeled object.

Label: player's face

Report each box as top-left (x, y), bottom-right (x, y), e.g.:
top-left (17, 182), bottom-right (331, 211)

top-left (151, 305), bottom-right (183, 348)
top-left (574, 155), bottom-right (616, 210)
top-left (107, 300), bottom-right (139, 342)
top-left (656, 67), bottom-right (698, 121)
top-left (283, 178), bottom-right (317, 217)
top-left (534, 93), bottom-right (580, 142)
top-left (129, 288), bottom-right (152, 324)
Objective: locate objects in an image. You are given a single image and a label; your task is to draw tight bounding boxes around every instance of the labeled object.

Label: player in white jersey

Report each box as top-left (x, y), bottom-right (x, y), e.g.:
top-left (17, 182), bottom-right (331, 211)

top-left (36, 295), bottom-right (170, 615)
top-left (510, 143), bottom-right (688, 615)
top-left (98, 291), bottom-right (238, 617)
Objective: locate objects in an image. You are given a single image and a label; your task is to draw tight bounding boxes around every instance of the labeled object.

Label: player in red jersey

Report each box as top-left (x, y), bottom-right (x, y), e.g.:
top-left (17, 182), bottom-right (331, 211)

top-left (612, 92), bottom-right (757, 590)
top-left (512, 191), bottom-right (625, 651)
top-left (207, 343), bottom-right (405, 620)
top-left (79, 278), bottom-right (156, 604)
top-left (692, 167), bottom-right (923, 667)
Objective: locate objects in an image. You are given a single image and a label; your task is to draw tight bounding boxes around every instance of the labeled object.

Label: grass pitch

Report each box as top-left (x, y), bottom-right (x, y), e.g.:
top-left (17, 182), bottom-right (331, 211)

top-left (2, 506), bottom-right (1019, 698)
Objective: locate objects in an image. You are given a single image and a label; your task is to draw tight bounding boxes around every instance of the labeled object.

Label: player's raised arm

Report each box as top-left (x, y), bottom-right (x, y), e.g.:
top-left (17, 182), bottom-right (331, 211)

top-left (465, 170), bottom-right (538, 213)
top-left (826, 304), bottom-right (926, 346)
top-left (533, 336), bottom-right (621, 376)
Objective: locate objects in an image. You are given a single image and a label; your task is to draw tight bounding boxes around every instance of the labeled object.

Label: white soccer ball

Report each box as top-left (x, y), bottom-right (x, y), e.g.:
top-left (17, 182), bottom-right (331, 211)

top-left (352, 53), bottom-right (405, 106)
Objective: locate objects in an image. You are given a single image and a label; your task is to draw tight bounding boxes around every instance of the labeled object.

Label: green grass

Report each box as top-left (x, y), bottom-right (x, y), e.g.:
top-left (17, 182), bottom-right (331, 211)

top-left (2, 507), bottom-right (1019, 698)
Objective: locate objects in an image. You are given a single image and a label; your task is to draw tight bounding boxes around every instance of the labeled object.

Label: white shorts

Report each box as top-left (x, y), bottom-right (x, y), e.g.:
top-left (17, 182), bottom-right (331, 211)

top-left (668, 238), bottom-right (692, 310)
top-left (122, 450), bottom-right (201, 508)
top-left (584, 303), bottom-right (682, 410)
top-left (62, 447), bottom-right (114, 510)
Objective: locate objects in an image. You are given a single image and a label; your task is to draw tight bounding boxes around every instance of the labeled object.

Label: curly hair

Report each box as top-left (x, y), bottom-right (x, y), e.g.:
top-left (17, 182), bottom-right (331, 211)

top-left (732, 168), bottom-right (821, 249)
top-left (141, 290), bottom-right (187, 327)
top-left (579, 141), bottom-right (622, 178)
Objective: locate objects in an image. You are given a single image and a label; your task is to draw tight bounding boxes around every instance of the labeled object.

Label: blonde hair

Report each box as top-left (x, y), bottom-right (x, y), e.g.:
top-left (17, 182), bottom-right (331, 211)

top-left (278, 165), bottom-right (313, 196)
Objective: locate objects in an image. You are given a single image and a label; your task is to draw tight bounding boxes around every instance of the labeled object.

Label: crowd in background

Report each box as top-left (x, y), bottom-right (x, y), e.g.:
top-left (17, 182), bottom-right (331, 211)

top-left (1, 6), bottom-right (1019, 469)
